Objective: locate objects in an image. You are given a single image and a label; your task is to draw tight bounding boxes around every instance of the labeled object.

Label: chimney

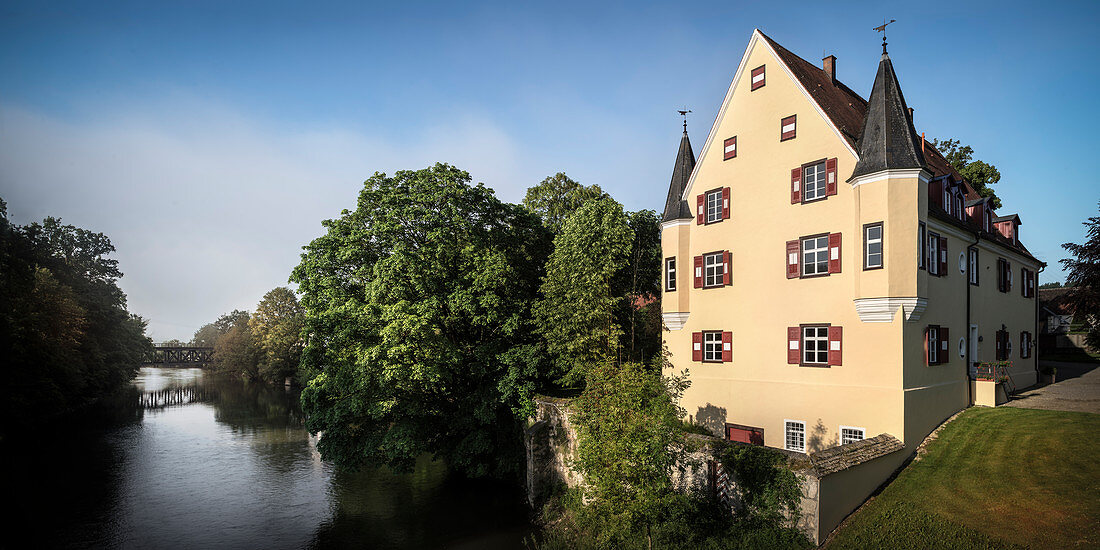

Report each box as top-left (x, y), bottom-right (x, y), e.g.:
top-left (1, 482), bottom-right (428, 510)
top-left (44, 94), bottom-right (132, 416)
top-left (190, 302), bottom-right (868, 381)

top-left (822, 55), bottom-right (836, 83)
top-left (908, 107), bottom-right (914, 120)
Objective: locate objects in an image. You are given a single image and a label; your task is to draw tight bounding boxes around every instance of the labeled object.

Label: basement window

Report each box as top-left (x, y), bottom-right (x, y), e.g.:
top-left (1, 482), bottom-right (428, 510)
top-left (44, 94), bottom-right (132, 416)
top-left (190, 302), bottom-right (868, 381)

top-left (785, 420), bottom-right (806, 453)
top-left (840, 426), bottom-right (865, 445)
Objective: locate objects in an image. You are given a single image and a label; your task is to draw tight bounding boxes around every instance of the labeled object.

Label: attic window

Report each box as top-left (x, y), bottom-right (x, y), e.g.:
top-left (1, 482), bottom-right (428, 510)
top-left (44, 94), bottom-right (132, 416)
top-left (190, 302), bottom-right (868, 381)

top-left (751, 65), bottom-right (765, 91)
top-left (780, 115), bottom-right (797, 141)
top-left (724, 136), bottom-right (737, 160)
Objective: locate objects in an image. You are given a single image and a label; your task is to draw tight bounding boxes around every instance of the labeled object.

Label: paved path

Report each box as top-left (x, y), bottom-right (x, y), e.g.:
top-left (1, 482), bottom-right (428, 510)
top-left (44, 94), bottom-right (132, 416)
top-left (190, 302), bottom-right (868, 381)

top-left (1005, 361), bottom-right (1100, 414)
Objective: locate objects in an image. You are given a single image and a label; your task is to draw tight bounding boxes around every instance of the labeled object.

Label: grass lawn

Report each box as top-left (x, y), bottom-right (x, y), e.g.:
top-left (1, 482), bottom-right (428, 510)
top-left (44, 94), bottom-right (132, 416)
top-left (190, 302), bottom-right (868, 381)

top-left (827, 407), bottom-right (1100, 550)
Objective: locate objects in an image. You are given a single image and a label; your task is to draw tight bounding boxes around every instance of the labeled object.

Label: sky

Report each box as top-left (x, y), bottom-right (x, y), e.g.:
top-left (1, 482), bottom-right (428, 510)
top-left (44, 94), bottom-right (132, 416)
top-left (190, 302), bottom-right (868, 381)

top-left (1, 0), bottom-right (1097, 341)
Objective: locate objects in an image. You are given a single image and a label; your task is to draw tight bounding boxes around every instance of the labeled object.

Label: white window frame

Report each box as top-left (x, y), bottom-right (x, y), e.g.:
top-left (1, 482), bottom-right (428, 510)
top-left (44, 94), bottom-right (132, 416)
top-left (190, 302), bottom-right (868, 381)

top-left (928, 232), bottom-right (940, 275)
top-left (703, 331), bottom-right (722, 362)
top-left (968, 248), bottom-right (979, 285)
top-left (703, 252), bottom-right (724, 288)
top-left (802, 326), bottom-right (829, 365)
top-left (665, 257), bottom-right (676, 291)
top-left (840, 426), bottom-right (865, 445)
top-left (943, 186), bottom-right (951, 213)
top-left (954, 191), bottom-right (964, 219)
top-left (803, 161), bottom-right (827, 202)
top-left (801, 235), bottom-right (830, 276)
top-left (929, 326), bottom-right (939, 364)
top-left (785, 420), bottom-right (806, 453)
top-left (705, 189), bottom-right (723, 224)
top-left (864, 223), bottom-right (883, 269)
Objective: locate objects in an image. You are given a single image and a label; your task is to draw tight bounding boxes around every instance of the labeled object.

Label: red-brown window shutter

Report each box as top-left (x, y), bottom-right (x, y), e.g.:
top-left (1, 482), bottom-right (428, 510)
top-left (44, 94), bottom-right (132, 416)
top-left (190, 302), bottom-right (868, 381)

top-left (692, 332), bottom-right (703, 362)
top-left (938, 236), bottom-right (948, 277)
top-left (790, 168), bottom-right (801, 204)
top-left (723, 136), bottom-right (737, 160)
top-left (721, 331), bottom-right (733, 362)
top-left (693, 255), bottom-right (703, 288)
top-left (930, 179), bottom-right (943, 209)
top-left (1006, 261), bottom-right (1012, 292)
top-left (786, 240), bottom-right (799, 279)
top-left (722, 187), bottom-right (731, 219)
top-left (924, 327), bottom-right (931, 366)
top-left (828, 233), bottom-right (842, 273)
top-left (787, 327), bottom-right (800, 364)
top-left (825, 158), bottom-right (838, 196)
top-left (723, 250), bottom-right (732, 286)
top-left (827, 326), bottom-right (843, 366)
top-left (940, 327), bottom-right (950, 364)
top-left (780, 115), bottom-right (796, 141)
top-left (751, 65), bottom-right (765, 91)
top-left (696, 194), bottom-right (705, 225)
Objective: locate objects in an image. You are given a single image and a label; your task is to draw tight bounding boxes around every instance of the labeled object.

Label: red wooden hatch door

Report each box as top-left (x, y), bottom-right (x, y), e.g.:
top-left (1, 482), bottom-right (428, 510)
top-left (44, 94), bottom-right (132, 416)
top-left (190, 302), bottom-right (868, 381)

top-left (725, 424), bottom-right (764, 446)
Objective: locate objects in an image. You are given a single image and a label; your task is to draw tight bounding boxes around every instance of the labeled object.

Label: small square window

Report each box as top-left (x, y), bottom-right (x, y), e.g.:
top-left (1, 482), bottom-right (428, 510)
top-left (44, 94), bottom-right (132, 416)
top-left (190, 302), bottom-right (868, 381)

top-left (802, 326), bottom-right (829, 365)
top-left (785, 420), bottom-right (805, 452)
top-left (864, 223), bottom-right (883, 269)
top-left (665, 257), bottom-right (676, 292)
top-left (801, 236), bottom-right (829, 276)
top-left (803, 161), bottom-right (827, 202)
top-left (780, 115), bottom-right (797, 141)
top-left (840, 427), bottom-right (865, 445)
top-left (705, 189), bottom-right (723, 224)
top-left (704, 252), bottom-right (724, 288)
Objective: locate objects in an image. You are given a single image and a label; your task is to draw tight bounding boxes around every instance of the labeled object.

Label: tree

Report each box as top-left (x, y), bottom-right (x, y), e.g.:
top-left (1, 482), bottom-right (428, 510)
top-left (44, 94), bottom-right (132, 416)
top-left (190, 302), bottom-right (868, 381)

top-left (536, 197), bottom-right (633, 386)
top-left (522, 172), bottom-right (605, 233)
top-left (213, 320), bottom-right (260, 380)
top-left (570, 361), bottom-right (690, 548)
top-left (192, 309), bottom-right (250, 347)
top-left (931, 138), bottom-right (1003, 209)
top-left (1061, 202), bottom-right (1100, 348)
top-left (249, 287), bottom-right (305, 384)
top-left (290, 163), bottom-right (551, 477)
top-left (1039, 281), bottom-right (1063, 289)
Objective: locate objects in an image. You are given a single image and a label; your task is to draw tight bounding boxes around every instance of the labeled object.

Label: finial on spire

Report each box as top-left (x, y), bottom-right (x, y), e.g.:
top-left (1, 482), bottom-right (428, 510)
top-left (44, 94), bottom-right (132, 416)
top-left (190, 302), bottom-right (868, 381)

top-left (678, 109), bottom-right (692, 134)
top-left (873, 18), bottom-right (896, 54)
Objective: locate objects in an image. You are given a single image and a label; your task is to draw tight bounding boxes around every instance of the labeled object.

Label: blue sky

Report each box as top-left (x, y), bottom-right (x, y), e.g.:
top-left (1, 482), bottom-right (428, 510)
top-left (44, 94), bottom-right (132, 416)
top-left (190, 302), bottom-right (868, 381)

top-left (1, 0), bottom-right (1097, 340)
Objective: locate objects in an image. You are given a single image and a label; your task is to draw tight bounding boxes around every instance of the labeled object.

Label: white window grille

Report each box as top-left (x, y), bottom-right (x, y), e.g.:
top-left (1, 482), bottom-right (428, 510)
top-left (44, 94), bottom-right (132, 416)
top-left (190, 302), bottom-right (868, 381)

top-left (840, 426), bottom-right (865, 445)
top-left (801, 236), bottom-right (829, 276)
top-left (703, 331), bottom-right (722, 362)
top-left (864, 224), bottom-right (883, 269)
top-left (706, 189), bottom-right (723, 223)
top-left (785, 420), bottom-right (806, 452)
top-left (704, 252), bottom-right (724, 287)
top-left (803, 162), bottom-right (827, 201)
top-left (802, 326), bottom-right (829, 364)
top-left (665, 258), bottom-right (676, 291)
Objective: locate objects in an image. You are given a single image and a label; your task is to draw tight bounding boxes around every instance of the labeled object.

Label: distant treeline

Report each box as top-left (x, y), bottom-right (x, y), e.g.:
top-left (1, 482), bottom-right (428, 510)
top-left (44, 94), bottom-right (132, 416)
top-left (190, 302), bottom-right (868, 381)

top-left (190, 287), bottom-right (304, 385)
top-left (0, 198), bottom-right (152, 437)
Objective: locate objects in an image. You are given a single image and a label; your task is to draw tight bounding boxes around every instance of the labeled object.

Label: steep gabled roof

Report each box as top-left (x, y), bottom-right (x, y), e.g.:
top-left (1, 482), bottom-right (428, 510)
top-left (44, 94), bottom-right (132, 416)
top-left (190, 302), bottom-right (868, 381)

top-left (662, 127), bottom-right (696, 222)
top-left (850, 45), bottom-right (926, 179)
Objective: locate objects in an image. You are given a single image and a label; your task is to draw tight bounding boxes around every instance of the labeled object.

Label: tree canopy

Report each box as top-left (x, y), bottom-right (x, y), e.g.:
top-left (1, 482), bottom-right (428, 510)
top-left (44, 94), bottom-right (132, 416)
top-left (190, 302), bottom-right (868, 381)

top-left (249, 287), bottom-right (305, 384)
top-left (290, 163), bottom-right (551, 477)
top-left (932, 138), bottom-right (1003, 209)
top-left (522, 172), bottom-right (606, 234)
top-left (1061, 202), bottom-right (1100, 348)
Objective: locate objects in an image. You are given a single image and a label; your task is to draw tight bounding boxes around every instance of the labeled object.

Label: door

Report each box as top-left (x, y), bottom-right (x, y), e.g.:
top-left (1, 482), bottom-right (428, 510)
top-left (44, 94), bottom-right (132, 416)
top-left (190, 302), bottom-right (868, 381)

top-left (969, 324), bottom-right (980, 377)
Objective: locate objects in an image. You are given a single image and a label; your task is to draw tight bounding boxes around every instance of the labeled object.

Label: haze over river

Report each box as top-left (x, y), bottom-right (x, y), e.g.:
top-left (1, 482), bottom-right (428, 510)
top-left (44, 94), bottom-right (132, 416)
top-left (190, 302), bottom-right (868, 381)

top-left (4, 367), bottom-right (530, 549)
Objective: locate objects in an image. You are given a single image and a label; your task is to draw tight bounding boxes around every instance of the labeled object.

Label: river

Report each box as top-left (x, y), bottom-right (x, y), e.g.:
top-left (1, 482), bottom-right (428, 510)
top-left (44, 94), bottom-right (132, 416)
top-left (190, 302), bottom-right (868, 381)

top-left (4, 367), bottom-right (532, 549)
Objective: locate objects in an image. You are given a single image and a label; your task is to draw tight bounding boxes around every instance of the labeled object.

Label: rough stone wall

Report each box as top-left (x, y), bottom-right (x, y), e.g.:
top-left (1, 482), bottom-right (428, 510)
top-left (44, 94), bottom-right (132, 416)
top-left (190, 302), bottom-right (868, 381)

top-left (525, 396), bottom-right (584, 507)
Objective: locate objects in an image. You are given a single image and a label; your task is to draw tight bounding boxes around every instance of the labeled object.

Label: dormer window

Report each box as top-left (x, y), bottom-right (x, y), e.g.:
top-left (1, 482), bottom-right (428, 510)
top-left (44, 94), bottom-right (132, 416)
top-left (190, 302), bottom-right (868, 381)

top-left (984, 206), bottom-right (992, 232)
top-left (953, 190), bottom-right (964, 219)
top-left (942, 186), bottom-right (951, 213)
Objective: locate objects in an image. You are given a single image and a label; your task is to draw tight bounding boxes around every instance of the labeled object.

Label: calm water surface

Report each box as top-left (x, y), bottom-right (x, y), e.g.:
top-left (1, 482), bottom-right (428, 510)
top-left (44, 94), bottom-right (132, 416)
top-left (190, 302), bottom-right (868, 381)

top-left (4, 367), bottom-right (530, 549)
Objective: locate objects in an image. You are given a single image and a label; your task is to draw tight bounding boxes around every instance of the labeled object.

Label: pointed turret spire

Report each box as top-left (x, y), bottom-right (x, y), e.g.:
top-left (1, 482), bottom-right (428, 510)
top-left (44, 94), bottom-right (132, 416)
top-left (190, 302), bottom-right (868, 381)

top-left (662, 119), bottom-right (695, 222)
top-left (849, 44), bottom-right (925, 180)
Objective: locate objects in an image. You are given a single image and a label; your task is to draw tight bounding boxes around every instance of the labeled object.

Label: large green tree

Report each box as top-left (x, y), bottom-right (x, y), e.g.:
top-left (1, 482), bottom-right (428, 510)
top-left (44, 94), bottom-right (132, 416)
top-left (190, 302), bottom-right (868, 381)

top-left (192, 309), bottom-right (250, 347)
top-left (249, 286), bottom-right (305, 384)
top-left (1062, 202), bottom-right (1100, 348)
top-left (932, 138), bottom-right (1003, 209)
top-left (570, 361), bottom-right (690, 548)
top-left (0, 198), bottom-right (151, 434)
top-left (535, 198), bottom-right (663, 386)
top-left (290, 163), bottom-right (551, 477)
top-left (522, 172), bottom-right (605, 234)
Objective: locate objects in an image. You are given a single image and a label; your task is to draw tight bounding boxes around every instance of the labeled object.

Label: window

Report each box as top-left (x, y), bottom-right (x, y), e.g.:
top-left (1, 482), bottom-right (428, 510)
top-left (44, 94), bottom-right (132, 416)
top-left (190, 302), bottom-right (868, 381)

top-left (943, 186), bottom-right (951, 214)
top-left (997, 258), bottom-right (1011, 292)
top-left (968, 248), bottom-right (979, 285)
top-left (918, 222), bottom-right (926, 270)
top-left (840, 426), bottom-right (865, 445)
top-left (780, 115), bottom-right (797, 141)
top-left (751, 65), bottom-right (765, 91)
top-left (928, 326), bottom-right (939, 365)
top-left (864, 222), bottom-right (883, 269)
top-left (703, 331), bottom-right (722, 362)
top-left (665, 257), bottom-right (676, 292)
top-left (785, 420), bottom-right (806, 452)
top-left (928, 232), bottom-right (940, 276)
top-left (704, 252), bottom-right (724, 288)
top-left (803, 161), bottom-right (827, 202)
top-left (954, 191), bottom-right (964, 219)
top-left (705, 189), bottom-right (723, 224)
top-left (723, 136), bottom-right (737, 160)
top-left (802, 326), bottom-right (829, 365)
top-left (801, 235), bottom-right (830, 276)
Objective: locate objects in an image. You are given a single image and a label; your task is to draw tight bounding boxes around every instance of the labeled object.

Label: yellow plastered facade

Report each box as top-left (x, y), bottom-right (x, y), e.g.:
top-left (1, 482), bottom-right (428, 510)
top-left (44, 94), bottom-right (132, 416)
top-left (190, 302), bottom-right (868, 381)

top-left (660, 31), bottom-right (1040, 458)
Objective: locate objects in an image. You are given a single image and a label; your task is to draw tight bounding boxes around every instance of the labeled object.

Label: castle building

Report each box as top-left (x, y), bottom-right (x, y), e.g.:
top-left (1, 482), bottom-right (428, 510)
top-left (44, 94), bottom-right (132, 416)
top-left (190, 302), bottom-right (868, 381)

top-left (660, 29), bottom-right (1041, 527)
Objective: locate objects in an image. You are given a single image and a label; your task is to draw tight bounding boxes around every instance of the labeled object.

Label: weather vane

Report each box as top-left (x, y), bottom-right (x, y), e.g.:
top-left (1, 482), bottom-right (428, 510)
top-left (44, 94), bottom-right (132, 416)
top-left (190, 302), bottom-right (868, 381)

top-left (873, 18), bottom-right (896, 52)
top-left (678, 109), bottom-right (692, 132)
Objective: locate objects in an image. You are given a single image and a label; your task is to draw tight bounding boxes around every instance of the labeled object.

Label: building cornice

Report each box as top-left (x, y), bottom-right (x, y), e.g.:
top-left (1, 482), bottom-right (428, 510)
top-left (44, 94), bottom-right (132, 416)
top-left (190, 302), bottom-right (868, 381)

top-left (662, 312), bottom-right (689, 331)
top-left (848, 168), bottom-right (931, 188)
top-left (853, 297), bottom-right (927, 323)
top-left (661, 219), bottom-right (692, 231)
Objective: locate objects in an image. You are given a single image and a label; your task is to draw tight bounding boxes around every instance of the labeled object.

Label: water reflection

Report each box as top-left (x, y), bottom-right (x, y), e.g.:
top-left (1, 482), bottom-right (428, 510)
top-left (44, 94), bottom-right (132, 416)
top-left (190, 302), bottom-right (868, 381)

top-left (2, 367), bottom-right (529, 549)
